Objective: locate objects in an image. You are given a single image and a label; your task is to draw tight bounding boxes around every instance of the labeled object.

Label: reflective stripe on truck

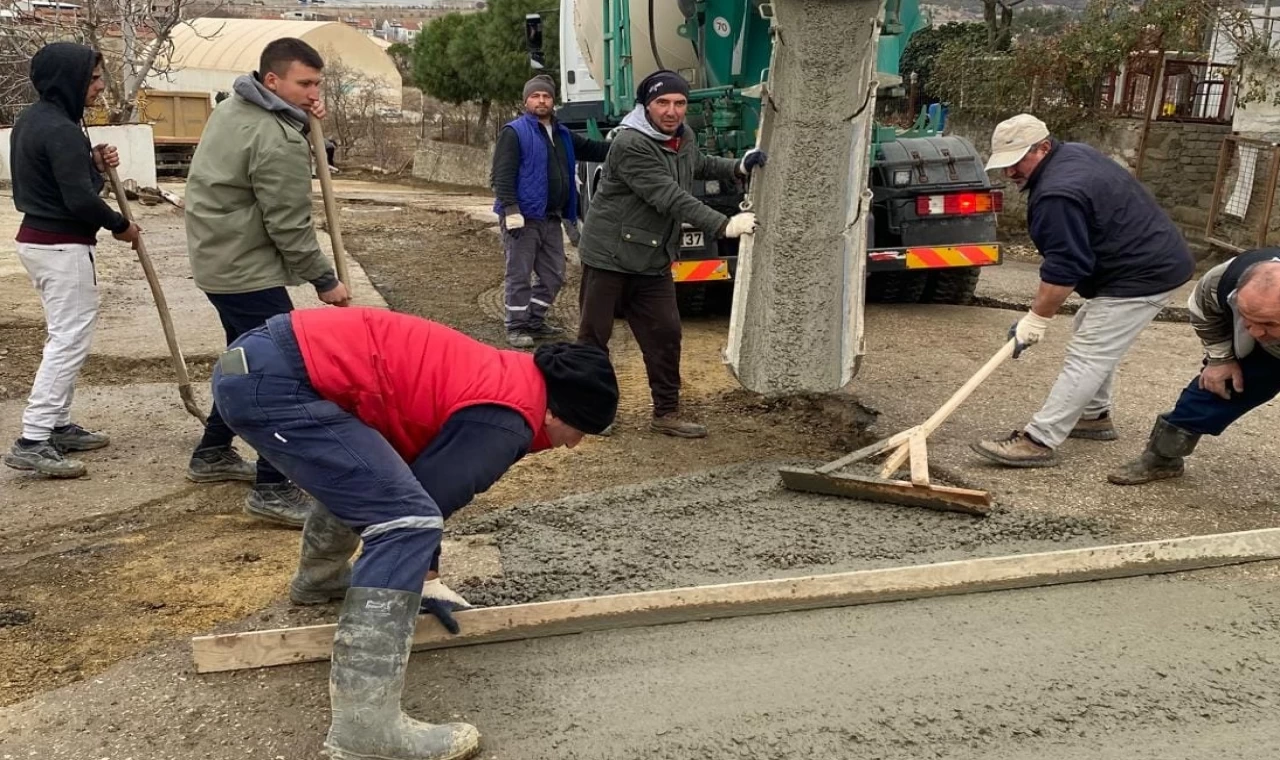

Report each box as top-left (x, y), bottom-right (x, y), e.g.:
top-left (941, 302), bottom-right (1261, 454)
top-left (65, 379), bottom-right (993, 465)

top-left (867, 244), bottom-right (1001, 272)
top-left (672, 259), bottom-right (732, 282)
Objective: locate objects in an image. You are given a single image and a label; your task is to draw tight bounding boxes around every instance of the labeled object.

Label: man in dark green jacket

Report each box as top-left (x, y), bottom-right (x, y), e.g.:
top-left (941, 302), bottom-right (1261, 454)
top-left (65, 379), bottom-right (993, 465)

top-left (576, 70), bottom-right (762, 438)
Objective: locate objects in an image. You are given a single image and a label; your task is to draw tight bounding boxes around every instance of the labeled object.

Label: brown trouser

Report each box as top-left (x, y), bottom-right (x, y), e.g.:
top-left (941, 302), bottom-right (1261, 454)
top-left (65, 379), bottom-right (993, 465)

top-left (577, 264), bottom-right (681, 416)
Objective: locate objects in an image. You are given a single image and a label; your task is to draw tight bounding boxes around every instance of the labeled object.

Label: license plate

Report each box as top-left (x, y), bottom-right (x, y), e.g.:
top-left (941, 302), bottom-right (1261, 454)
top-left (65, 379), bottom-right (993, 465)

top-left (681, 230), bottom-right (705, 249)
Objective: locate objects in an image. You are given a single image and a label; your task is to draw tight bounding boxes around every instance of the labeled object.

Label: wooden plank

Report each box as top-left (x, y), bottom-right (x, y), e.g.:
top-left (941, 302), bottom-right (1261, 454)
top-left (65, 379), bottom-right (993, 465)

top-left (908, 434), bottom-right (930, 486)
top-left (780, 468), bottom-right (991, 516)
top-left (192, 528), bottom-right (1280, 674)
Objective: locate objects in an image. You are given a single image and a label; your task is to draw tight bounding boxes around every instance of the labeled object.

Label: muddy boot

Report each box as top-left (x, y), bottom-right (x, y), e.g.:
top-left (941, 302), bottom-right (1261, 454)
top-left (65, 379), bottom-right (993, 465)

top-left (1107, 416), bottom-right (1200, 486)
top-left (325, 587), bottom-right (482, 760)
top-left (650, 412), bottom-right (707, 439)
top-left (970, 431), bottom-right (1059, 468)
top-left (1069, 411), bottom-right (1119, 441)
top-left (4, 438), bottom-right (86, 478)
top-left (505, 330), bottom-right (534, 349)
top-left (187, 445), bottom-right (257, 483)
top-left (244, 482), bottom-right (313, 528)
top-left (290, 503), bottom-right (360, 605)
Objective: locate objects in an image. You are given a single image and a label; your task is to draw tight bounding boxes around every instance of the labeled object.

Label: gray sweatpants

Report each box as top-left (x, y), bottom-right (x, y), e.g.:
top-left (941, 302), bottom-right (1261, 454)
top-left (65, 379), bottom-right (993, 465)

top-left (1025, 289), bottom-right (1176, 449)
top-left (503, 217), bottom-right (565, 331)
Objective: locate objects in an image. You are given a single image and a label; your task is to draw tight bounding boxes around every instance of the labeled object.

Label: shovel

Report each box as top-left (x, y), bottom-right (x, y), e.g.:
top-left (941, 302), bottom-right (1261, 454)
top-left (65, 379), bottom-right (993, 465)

top-left (307, 116), bottom-right (352, 295)
top-left (779, 339), bottom-right (1017, 516)
top-left (105, 166), bottom-right (205, 424)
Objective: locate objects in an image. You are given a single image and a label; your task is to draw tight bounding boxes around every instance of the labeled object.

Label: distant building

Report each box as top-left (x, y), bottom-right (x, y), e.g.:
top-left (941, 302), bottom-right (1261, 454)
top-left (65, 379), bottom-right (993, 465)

top-left (148, 18), bottom-right (402, 108)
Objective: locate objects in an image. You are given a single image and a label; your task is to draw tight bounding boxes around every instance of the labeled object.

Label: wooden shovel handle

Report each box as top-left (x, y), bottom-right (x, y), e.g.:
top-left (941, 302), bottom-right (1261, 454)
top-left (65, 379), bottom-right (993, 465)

top-left (307, 116), bottom-right (351, 295)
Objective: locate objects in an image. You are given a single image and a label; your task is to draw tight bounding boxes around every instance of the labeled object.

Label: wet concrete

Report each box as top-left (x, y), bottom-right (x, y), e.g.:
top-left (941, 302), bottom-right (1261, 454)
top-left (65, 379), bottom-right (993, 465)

top-left (453, 462), bottom-right (1108, 607)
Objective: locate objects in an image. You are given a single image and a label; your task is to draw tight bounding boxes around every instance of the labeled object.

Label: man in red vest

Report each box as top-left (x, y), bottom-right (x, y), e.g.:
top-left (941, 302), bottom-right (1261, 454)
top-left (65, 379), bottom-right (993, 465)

top-left (212, 307), bottom-right (617, 760)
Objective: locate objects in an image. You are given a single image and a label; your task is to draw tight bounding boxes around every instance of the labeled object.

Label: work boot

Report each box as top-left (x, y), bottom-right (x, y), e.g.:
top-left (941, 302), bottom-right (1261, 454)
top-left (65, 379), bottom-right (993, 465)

top-left (49, 423), bottom-right (110, 452)
top-left (186, 445), bottom-right (257, 483)
top-left (290, 502), bottom-right (360, 605)
top-left (527, 321), bottom-right (566, 338)
top-left (1107, 416), bottom-right (1200, 486)
top-left (325, 587), bottom-right (481, 760)
top-left (650, 412), bottom-right (707, 439)
top-left (4, 439), bottom-right (87, 478)
top-left (244, 482), bottom-right (313, 528)
top-left (970, 431), bottom-right (1059, 468)
top-left (505, 330), bottom-right (534, 348)
top-left (1069, 411), bottom-right (1119, 441)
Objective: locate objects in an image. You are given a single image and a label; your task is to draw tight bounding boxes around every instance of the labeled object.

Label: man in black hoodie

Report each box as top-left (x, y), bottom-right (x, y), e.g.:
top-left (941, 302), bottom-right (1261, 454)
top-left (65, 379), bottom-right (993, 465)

top-left (3, 42), bottom-right (142, 479)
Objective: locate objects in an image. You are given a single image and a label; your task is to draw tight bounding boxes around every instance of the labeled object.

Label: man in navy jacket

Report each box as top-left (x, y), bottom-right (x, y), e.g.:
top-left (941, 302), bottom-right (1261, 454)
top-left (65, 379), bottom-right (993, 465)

top-left (971, 113), bottom-right (1195, 468)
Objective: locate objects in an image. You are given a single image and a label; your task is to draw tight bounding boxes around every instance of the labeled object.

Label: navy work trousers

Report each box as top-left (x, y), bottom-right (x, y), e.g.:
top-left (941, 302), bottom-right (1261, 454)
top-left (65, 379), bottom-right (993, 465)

top-left (211, 315), bottom-right (532, 593)
top-left (1164, 350), bottom-right (1280, 435)
top-left (198, 287), bottom-right (295, 484)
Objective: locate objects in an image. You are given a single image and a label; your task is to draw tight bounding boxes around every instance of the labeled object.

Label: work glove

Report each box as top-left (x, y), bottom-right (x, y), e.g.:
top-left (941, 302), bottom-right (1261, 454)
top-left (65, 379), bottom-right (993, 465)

top-left (563, 218), bottom-right (581, 247)
top-left (505, 212), bottom-right (525, 239)
top-left (722, 212), bottom-right (757, 239)
top-left (1008, 311), bottom-right (1052, 359)
top-left (420, 578), bottom-right (473, 635)
top-left (738, 147), bottom-right (767, 175)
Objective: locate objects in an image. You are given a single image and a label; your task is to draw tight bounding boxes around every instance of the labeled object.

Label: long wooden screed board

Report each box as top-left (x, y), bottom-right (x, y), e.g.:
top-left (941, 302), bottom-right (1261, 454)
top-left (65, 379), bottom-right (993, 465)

top-left (193, 528), bottom-right (1280, 673)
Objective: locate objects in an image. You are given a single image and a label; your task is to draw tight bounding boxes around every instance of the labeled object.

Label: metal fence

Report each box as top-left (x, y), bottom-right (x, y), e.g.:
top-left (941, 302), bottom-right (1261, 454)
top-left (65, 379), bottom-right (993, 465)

top-left (1206, 136), bottom-right (1280, 252)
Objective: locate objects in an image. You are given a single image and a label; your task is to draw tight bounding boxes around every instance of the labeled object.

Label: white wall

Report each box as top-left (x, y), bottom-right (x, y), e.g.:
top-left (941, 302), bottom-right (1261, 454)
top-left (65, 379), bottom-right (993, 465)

top-left (0, 124), bottom-right (158, 187)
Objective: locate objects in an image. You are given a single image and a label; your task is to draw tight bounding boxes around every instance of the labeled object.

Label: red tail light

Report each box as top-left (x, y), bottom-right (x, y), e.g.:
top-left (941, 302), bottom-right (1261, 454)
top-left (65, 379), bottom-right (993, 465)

top-left (916, 191), bottom-right (1003, 216)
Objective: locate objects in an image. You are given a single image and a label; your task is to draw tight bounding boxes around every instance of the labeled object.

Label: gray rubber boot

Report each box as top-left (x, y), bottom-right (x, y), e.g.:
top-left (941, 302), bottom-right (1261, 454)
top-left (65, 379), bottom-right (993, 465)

top-left (1107, 416), bottom-right (1200, 486)
top-left (289, 503), bottom-right (360, 605)
top-left (325, 588), bottom-right (481, 760)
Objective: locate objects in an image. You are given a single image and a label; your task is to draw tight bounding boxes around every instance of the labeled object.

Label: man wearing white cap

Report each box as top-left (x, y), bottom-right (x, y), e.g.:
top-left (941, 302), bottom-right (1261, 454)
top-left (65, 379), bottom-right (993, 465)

top-left (971, 113), bottom-right (1196, 467)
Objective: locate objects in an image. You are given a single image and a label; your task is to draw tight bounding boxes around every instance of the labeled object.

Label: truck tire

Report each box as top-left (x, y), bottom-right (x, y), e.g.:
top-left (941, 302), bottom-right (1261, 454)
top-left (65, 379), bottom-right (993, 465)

top-left (920, 267), bottom-right (982, 305)
top-left (865, 271), bottom-right (928, 303)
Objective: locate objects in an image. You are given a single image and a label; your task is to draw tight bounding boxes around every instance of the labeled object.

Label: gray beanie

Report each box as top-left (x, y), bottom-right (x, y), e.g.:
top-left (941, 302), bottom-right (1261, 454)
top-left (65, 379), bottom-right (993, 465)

top-left (523, 74), bottom-right (556, 101)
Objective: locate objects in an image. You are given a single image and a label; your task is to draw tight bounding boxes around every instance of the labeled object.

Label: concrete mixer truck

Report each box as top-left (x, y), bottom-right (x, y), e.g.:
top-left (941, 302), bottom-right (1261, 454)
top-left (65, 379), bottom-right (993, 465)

top-left (532, 0), bottom-right (1004, 395)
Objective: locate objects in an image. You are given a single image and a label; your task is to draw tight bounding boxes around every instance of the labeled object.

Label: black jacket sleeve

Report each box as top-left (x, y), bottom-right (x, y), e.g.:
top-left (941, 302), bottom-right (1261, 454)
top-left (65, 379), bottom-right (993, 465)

top-left (47, 124), bottom-right (129, 234)
top-left (1030, 195), bottom-right (1094, 288)
top-left (491, 126), bottom-right (521, 214)
top-left (571, 132), bottom-right (611, 163)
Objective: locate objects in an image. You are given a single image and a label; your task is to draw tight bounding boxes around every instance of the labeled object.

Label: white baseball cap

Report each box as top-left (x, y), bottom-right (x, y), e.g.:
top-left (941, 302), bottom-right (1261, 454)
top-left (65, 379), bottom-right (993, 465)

top-left (985, 113), bottom-right (1051, 171)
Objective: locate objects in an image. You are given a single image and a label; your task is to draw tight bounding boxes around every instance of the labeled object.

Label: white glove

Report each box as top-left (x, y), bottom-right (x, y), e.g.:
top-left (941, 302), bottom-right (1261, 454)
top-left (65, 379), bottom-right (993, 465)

top-left (1010, 311), bottom-right (1052, 358)
top-left (722, 212), bottom-right (757, 239)
top-left (505, 213), bottom-right (525, 231)
top-left (423, 578), bottom-right (473, 607)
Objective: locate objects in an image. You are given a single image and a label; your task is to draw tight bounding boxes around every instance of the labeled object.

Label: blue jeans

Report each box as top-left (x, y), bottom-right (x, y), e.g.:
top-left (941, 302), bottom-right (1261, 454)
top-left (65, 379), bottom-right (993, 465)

top-left (198, 287), bottom-right (294, 484)
top-left (212, 315), bottom-right (532, 592)
top-left (1164, 350), bottom-right (1280, 435)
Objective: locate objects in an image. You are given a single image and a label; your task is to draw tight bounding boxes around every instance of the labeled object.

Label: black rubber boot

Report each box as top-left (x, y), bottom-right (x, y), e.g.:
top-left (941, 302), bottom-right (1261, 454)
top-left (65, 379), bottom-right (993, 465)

top-left (1107, 416), bottom-right (1200, 485)
top-left (325, 588), bottom-right (481, 760)
top-left (289, 503), bottom-right (360, 605)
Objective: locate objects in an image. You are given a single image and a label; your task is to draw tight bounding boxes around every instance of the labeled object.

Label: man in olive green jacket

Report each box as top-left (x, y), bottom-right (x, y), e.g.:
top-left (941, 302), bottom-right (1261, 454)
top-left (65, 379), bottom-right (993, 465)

top-left (184, 37), bottom-right (350, 527)
top-left (577, 69), bottom-right (762, 438)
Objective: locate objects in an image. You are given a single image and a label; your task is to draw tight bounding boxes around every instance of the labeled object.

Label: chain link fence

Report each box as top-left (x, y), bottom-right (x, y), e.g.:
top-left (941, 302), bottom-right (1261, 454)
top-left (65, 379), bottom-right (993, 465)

top-left (1206, 136), bottom-right (1280, 253)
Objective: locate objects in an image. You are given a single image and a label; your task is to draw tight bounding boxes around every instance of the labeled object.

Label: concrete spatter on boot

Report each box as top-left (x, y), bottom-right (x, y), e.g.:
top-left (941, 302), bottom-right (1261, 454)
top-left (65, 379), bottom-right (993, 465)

top-left (326, 588), bottom-right (481, 760)
top-left (292, 502), bottom-right (361, 605)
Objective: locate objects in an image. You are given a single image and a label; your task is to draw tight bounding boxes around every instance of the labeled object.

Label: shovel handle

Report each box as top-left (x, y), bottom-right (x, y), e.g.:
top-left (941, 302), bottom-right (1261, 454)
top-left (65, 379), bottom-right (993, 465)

top-left (308, 116), bottom-right (351, 295)
top-left (106, 166), bottom-right (206, 425)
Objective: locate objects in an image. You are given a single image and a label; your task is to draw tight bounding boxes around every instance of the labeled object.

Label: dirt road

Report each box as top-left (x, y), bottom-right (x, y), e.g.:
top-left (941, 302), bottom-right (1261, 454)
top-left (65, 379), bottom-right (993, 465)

top-left (2, 180), bottom-right (1278, 758)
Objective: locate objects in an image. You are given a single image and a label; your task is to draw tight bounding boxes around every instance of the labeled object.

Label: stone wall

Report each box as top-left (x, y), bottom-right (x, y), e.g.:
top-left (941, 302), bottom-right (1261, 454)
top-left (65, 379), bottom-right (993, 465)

top-left (411, 139), bottom-right (492, 188)
top-left (945, 113), bottom-right (1230, 251)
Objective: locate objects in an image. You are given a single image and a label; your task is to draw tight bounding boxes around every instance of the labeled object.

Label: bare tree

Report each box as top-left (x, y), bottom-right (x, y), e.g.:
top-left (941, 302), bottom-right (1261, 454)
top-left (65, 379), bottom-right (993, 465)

top-left (320, 53), bottom-right (395, 161)
top-left (0, 0), bottom-right (228, 124)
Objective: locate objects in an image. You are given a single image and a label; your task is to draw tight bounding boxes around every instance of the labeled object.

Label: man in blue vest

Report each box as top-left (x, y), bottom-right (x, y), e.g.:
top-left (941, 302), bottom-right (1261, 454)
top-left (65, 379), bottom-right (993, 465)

top-left (1109, 251), bottom-right (1280, 485)
top-left (492, 74), bottom-right (611, 348)
top-left (970, 113), bottom-right (1196, 468)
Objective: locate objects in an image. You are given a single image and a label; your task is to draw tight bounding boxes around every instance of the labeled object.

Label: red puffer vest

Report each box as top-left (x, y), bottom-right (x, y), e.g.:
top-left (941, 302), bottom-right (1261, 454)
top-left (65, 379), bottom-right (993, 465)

top-left (291, 308), bottom-right (550, 461)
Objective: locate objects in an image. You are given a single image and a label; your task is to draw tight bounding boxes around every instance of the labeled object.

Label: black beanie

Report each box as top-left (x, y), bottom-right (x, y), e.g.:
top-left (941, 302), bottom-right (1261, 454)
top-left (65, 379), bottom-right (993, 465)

top-left (534, 343), bottom-right (619, 435)
top-left (636, 69), bottom-right (690, 107)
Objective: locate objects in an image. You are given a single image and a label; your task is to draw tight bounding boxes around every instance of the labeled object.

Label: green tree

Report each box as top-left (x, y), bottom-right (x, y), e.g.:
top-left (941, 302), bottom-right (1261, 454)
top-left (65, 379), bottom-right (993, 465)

top-left (386, 42), bottom-right (414, 82)
top-left (450, 12), bottom-right (496, 140)
top-left (414, 13), bottom-right (471, 104)
top-left (899, 22), bottom-right (986, 99)
top-left (480, 0), bottom-right (560, 104)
